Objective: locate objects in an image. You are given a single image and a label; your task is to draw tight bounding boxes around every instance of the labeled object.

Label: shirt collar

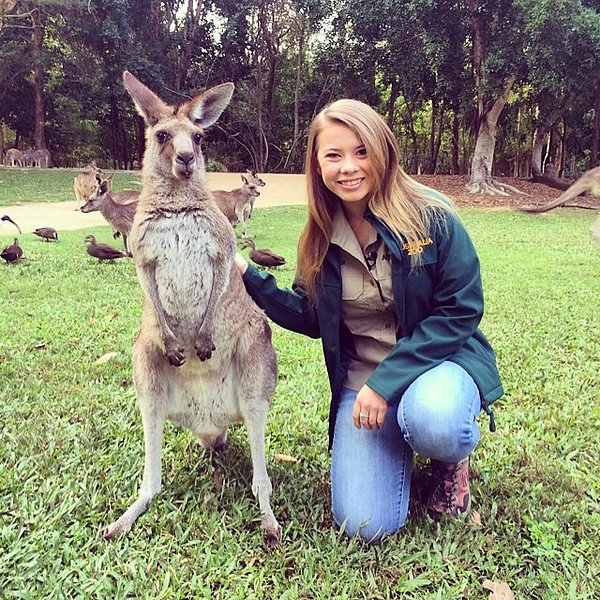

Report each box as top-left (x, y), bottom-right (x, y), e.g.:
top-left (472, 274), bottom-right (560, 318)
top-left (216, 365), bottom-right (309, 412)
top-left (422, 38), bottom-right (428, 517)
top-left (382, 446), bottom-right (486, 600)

top-left (331, 203), bottom-right (378, 262)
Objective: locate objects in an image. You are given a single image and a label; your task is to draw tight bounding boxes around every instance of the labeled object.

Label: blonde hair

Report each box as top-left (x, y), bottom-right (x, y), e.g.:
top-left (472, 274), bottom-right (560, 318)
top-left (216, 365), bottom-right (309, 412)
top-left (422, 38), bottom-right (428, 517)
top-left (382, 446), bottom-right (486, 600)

top-left (297, 98), bottom-right (456, 301)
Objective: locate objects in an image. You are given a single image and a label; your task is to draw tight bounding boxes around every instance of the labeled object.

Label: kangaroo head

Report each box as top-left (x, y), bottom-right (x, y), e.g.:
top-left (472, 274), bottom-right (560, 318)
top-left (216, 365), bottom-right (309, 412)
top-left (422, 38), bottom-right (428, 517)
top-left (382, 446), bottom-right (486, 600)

top-left (245, 169), bottom-right (266, 187)
top-left (241, 175), bottom-right (260, 197)
top-left (123, 71), bottom-right (234, 184)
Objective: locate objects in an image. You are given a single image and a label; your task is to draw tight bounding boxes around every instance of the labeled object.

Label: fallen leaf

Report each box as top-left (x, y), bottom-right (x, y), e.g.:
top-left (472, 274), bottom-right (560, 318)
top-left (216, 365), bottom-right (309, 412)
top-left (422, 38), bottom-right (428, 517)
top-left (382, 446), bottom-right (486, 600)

top-left (95, 351), bottom-right (119, 364)
top-left (105, 312), bottom-right (117, 321)
top-left (470, 509), bottom-right (482, 526)
top-left (274, 453), bottom-right (299, 463)
top-left (482, 580), bottom-right (515, 600)
top-left (33, 342), bottom-right (47, 349)
top-left (213, 468), bottom-right (223, 492)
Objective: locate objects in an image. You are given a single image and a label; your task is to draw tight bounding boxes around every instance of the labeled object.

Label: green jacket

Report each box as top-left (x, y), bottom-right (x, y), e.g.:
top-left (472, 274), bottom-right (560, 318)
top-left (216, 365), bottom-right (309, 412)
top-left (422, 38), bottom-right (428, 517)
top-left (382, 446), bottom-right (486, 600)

top-left (242, 209), bottom-right (503, 447)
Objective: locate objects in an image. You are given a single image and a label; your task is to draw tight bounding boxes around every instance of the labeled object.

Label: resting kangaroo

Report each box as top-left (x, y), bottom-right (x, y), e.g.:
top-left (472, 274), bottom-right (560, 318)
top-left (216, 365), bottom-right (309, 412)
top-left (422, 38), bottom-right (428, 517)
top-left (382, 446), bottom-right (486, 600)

top-left (102, 71), bottom-right (281, 547)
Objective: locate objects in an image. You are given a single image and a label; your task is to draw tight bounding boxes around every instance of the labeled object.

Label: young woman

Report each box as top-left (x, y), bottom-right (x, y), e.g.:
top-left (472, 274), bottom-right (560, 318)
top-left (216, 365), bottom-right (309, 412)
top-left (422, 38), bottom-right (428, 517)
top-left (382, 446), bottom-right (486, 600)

top-left (234, 99), bottom-right (503, 543)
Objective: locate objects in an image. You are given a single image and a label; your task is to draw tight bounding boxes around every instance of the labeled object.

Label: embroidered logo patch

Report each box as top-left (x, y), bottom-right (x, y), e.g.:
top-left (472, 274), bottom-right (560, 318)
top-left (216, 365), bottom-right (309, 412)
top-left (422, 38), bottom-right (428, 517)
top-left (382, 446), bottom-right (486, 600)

top-left (402, 237), bottom-right (433, 255)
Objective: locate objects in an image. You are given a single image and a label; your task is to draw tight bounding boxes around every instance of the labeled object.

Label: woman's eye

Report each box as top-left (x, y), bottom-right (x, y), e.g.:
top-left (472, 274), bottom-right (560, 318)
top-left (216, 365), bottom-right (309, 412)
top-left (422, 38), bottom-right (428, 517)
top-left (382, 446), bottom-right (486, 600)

top-left (156, 131), bottom-right (168, 144)
top-left (193, 133), bottom-right (203, 145)
top-left (357, 147), bottom-right (367, 157)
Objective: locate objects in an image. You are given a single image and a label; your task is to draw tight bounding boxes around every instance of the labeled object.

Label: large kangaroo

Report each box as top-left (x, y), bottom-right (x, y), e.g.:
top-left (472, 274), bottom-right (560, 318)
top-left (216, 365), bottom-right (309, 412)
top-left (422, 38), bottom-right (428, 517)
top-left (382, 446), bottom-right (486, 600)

top-left (102, 71), bottom-right (281, 547)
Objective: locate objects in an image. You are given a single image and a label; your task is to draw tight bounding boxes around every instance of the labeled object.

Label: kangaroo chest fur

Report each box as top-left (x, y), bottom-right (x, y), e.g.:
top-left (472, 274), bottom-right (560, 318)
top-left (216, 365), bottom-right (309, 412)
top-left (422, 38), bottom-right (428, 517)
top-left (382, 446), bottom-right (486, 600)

top-left (131, 203), bottom-right (245, 443)
top-left (136, 206), bottom-right (232, 339)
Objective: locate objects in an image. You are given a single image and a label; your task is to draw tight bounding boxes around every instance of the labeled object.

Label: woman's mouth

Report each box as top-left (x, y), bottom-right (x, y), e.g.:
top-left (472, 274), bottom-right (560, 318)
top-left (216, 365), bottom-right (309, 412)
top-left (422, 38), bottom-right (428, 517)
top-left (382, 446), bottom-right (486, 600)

top-left (338, 178), bottom-right (364, 189)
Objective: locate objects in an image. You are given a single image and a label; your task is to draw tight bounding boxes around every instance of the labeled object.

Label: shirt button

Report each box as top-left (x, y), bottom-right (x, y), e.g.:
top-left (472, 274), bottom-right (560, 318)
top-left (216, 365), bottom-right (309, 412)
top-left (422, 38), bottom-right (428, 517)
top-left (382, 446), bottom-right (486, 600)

top-left (370, 281), bottom-right (375, 287)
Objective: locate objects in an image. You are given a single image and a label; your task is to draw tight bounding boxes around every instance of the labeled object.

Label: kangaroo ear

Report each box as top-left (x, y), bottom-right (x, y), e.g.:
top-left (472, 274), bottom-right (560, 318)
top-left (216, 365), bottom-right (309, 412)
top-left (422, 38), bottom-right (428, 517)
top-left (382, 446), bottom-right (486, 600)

top-left (123, 71), bottom-right (172, 126)
top-left (186, 82), bottom-right (234, 129)
top-left (241, 175), bottom-right (249, 184)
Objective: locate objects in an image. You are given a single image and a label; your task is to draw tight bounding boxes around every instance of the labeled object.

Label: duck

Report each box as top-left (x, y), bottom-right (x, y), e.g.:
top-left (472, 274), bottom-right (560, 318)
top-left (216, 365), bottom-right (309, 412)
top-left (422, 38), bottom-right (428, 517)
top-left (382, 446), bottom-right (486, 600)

top-left (241, 239), bottom-right (286, 268)
top-left (1, 214), bottom-right (22, 234)
top-left (33, 227), bottom-right (59, 242)
top-left (84, 234), bottom-right (129, 262)
top-left (1, 238), bottom-right (23, 263)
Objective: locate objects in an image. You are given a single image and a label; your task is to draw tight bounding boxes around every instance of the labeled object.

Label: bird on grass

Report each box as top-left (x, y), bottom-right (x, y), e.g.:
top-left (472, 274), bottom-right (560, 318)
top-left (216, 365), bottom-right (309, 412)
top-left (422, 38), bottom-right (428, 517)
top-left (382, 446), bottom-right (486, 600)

top-left (84, 235), bottom-right (129, 262)
top-left (33, 227), bottom-right (59, 242)
top-left (241, 239), bottom-right (286, 268)
top-left (1, 214), bottom-right (22, 234)
top-left (1, 238), bottom-right (23, 263)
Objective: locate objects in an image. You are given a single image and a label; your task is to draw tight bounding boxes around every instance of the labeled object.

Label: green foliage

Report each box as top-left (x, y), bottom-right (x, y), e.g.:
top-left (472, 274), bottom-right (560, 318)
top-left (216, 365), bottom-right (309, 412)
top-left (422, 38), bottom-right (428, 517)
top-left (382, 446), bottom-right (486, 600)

top-left (0, 191), bottom-right (598, 597)
top-left (2, 1), bottom-right (600, 174)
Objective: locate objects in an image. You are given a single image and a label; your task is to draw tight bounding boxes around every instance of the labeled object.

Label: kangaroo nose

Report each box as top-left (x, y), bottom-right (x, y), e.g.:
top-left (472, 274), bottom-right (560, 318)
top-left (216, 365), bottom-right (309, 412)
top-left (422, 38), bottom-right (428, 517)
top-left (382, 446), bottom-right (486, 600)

top-left (176, 152), bottom-right (195, 167)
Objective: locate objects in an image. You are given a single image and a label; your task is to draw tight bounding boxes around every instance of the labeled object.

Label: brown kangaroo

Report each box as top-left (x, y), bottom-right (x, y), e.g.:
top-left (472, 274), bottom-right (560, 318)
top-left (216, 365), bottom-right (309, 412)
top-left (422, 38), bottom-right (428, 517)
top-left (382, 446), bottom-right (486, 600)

top-left (102, 71), bottom-right (281, 547)
top-left (80, 174), bottom-right (139, 254)
top-left (520, 165), bottom-right (600, 213)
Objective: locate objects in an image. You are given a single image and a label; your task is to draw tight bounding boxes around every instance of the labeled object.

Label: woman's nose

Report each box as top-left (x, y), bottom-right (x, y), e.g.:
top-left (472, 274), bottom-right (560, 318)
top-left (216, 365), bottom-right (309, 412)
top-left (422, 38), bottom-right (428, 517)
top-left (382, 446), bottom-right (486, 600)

top-left (340, 157), bottom-right (358, 173)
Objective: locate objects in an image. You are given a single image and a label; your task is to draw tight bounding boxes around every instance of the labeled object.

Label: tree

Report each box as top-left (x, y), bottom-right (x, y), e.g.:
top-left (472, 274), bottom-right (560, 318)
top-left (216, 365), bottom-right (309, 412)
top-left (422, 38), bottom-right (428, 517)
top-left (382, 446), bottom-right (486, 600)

top-left (522, 0), bottom-right (600, 183)
top-left (466, 0), bottom-right (527, 195)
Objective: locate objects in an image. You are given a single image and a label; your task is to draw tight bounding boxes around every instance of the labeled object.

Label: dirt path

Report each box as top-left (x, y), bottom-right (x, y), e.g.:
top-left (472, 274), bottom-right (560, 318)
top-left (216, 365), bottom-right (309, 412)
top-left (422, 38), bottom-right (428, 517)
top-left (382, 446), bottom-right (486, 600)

top-left (3, 171), bottom-right (597, 236)
top-left (1, 173), bottom-right (307, 233)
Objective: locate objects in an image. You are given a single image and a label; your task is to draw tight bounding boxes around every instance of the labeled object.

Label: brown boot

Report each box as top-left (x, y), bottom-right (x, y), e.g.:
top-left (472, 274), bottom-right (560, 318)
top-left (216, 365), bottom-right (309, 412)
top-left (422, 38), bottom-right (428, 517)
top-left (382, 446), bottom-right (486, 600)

top-left (427, 457), bottom-right (471, 518)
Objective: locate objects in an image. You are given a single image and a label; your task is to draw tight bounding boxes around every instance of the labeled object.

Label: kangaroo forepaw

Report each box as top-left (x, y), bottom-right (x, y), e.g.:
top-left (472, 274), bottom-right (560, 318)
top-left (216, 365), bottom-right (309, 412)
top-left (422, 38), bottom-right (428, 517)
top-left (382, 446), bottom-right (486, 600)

top-left (165, 345), bottom-right (186, 367)
top-left (194, 336), bottom-right (216, 361)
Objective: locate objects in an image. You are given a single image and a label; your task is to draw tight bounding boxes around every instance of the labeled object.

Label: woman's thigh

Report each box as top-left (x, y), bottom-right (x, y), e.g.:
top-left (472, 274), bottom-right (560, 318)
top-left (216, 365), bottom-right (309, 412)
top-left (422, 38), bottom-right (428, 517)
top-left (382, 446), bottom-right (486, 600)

top-left (396, 361), bottom-right (481, 463)
top-left (331, 387), bottom-right (412, 543)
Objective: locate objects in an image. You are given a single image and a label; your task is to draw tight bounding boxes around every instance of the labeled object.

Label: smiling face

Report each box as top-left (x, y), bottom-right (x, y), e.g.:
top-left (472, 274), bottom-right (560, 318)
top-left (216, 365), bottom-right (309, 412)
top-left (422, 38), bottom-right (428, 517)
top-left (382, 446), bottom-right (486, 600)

top-left (315, 121), bottom-right (375, 216)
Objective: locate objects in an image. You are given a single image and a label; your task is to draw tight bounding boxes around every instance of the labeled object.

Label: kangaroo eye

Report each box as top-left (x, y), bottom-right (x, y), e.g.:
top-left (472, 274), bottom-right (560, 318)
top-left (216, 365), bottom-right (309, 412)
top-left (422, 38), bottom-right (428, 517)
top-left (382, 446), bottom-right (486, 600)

top-left (156, 131), bottom-right (169, 144)
top-left (193, 133), bottom-right (203, 146)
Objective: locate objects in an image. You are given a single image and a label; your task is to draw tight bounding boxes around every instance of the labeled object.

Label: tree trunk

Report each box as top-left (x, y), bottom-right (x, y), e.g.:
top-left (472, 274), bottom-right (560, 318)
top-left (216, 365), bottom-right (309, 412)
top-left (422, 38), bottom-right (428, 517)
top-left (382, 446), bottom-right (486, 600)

top-left (385, 77), bottom-right (400, 131)
top-left (451, 113), bottom-right (460, 174)
top-left (428, 101), bottom-right (445, 174)
top-left (284, 21), bottom-right (306, 173)
top-left (403, 97), bottom-right (419, 173)
top-left (530, 93), bottom-right (576, 190)
top-left (590, 78), bottom-right (600, 168)
top-left (110, 95), bottom-right (126, 169)
top-left (531, 92), bottom-right (575, 178)
top-left (426, 98), bottom-right (438, 174)
top-left (32, 4), bottom-right (47, 153)
top-left (467, 75), bottom-right (519, 195)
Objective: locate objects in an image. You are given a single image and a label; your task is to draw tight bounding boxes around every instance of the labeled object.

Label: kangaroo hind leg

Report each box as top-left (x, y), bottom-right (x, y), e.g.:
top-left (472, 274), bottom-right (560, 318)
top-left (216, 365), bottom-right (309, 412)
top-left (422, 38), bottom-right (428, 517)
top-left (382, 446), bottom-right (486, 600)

top-left (103, 403), bottom-right (165, 540)
top-left (242, 400), bottom-right (281, 549)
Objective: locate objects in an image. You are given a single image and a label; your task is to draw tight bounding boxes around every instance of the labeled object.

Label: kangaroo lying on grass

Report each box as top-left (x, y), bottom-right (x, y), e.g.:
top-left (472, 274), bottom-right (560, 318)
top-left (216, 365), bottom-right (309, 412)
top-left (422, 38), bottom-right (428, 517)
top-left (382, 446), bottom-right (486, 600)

top-left (102, 71), bottom-right (281, 547)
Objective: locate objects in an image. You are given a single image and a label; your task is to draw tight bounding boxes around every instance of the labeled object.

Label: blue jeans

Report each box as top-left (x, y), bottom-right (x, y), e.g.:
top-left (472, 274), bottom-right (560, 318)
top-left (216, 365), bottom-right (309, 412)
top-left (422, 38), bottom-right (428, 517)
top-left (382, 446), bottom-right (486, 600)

top-left (331, 361), bottom-right (481, 543)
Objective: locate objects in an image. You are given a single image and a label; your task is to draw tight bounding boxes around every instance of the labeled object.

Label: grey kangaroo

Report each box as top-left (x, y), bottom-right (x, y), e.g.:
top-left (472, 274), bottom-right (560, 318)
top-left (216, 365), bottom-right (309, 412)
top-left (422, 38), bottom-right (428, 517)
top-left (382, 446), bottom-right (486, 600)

top-left (102, 71), bottom-right (281, 547)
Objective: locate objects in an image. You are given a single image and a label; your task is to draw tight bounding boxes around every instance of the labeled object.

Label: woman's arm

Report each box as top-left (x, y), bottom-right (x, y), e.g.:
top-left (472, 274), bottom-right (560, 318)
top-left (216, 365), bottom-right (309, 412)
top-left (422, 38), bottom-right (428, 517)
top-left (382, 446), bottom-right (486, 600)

top-left (240, 260), bottom-right (321, 338)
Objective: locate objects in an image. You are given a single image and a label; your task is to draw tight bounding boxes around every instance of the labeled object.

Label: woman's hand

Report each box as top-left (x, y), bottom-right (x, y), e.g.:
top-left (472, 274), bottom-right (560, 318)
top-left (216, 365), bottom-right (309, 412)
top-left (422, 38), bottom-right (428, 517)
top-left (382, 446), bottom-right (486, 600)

top-left (234, 252), bottom-right (248, 275)
top-left (352, 385), bottom-right (388, 430)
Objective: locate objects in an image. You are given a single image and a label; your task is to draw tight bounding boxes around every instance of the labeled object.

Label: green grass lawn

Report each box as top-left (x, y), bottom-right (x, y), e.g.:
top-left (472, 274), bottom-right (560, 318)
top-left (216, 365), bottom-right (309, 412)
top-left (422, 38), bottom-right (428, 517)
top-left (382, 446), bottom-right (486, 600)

top-left (0, 197), bottom-right (599, 598)
top-left (0, 166), bottom-right (141, 205)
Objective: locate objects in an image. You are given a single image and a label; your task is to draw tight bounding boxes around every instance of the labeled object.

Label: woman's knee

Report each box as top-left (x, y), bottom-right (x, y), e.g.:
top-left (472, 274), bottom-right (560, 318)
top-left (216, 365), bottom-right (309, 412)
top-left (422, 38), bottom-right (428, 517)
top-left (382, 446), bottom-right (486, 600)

top-left (333, 500), bottom-right (408, 544)
top-left (398, 362), bottom-right (481, 461)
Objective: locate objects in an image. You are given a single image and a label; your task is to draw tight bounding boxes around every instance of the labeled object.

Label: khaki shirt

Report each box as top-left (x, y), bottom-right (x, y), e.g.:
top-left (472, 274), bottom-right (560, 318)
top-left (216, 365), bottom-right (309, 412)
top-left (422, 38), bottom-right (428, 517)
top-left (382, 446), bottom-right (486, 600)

top-left (331, 206), bottom-right (398, 391)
